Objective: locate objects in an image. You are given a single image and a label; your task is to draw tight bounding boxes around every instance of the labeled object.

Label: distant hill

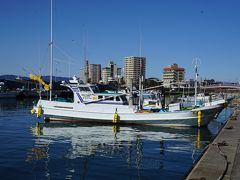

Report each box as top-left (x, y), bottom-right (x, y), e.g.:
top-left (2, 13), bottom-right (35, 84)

top-left (0, 74), bottom-right (69, 82)
top-left (0, 75), bottom-right (28, 80)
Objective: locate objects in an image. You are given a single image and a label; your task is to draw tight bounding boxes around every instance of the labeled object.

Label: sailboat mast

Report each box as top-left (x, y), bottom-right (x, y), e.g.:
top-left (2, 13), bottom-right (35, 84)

top-left (50, 0), bottom-right (53, 101)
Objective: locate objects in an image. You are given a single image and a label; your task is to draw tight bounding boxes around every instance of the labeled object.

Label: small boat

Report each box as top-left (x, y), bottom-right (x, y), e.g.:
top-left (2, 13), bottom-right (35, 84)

top-left (0, 91), bottom-right (16, 99)
top-left (0, 82), bottom-right (16, 99)
top-left (180, 93), bottom-right (226, 108)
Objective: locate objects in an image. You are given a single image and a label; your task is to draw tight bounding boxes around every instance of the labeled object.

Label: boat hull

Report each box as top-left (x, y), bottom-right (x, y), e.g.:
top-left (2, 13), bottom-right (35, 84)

top-left (34, 100), bottom-right (216, 127)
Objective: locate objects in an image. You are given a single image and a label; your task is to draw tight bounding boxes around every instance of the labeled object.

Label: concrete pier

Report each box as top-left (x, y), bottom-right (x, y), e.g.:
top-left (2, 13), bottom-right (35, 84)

top-left (186, 98), bottom-right (240, 180)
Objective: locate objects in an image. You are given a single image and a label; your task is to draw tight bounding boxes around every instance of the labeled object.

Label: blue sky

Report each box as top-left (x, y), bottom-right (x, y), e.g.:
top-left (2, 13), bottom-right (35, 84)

top-left (0, 0), bottom-right (240, 82)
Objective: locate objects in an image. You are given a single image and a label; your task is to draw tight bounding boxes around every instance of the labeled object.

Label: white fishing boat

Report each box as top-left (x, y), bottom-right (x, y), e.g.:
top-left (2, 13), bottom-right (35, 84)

top-left (32, 76), bottom-right (218, 127)
top-left (180, 59), bottom-right (225, 119)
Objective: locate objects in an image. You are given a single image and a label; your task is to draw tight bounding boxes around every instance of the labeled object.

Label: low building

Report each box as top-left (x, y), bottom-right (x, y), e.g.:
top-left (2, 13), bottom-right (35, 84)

top-left (162, 63), bottom-right (185, 87)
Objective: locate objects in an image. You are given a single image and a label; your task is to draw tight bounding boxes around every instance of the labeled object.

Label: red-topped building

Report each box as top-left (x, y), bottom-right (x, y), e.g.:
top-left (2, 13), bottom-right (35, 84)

top-left (162, 63), bottom-right (185, 87)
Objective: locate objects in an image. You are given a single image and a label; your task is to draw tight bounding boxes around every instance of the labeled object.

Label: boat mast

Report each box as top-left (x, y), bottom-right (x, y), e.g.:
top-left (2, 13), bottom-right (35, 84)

top-left (138, 26), bottom-right (143, 110)
top-left (83, 28), bottom-right (89, 84)
top-left (50, 0), bottom-right (53, 101)
top-left (194, 58), bottom-right (200, 107)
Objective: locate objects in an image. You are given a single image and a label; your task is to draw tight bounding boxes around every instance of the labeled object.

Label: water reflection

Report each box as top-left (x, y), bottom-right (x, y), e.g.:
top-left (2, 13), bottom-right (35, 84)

top-left (0, 98), bottom-right (233, 179)
top-left (27, 122), bottom-right (212, 179)
top-left (43, 123), bottom-right (210, 156)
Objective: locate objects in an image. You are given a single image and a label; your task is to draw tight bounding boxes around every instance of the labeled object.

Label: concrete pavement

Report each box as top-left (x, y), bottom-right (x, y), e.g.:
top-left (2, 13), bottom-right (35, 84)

top-left (186, 98), bottom-right (240, 180)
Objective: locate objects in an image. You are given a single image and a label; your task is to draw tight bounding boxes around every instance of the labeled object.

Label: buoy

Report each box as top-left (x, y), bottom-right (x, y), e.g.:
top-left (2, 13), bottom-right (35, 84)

top-left (112, 108), bottom-right (120, 123)
top-left (37, 106), bottom-right (43, 118)
top-left (197, 111), bottom-right (201, 128)
top-left (31, 108), bottom-right (36, 114)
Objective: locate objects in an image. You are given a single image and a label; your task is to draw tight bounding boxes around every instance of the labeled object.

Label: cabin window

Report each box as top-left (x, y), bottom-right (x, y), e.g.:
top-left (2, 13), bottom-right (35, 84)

top-left (90, 86), bottom-right (100, 93)
top-left (98, 95), bottom-right (103, 99)
top-left (120, 95), bottom-right (128, 105)
top-left (105, 96), bottom-right (113, 101)
top-left (79, 87), bottom-right (91, 92)
top-left (149, 101), bottom-right (157, 105)
top-left (55, 87), bottom-right (74, 103)
top-left (120, 95), bottom-right (127, 102)
top-left (116, 96), bottom-right (120, 101)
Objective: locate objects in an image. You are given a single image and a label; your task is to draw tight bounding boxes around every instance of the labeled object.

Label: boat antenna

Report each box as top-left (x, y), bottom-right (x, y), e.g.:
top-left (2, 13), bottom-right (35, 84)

top-left (193, 57), bottom-right (201, 106)
top-left (83, 26), bottom-right (89, 84)
top-left (38, 40), bottom-right (42, 99)
top-left (138, 24), bottom-right (143, 110)
top-left (49, 0), bottom-right (53, 101)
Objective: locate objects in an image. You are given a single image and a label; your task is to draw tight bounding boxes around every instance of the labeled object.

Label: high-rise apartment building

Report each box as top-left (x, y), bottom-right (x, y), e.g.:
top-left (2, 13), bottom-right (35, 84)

top-left (124, 56), bottom-right (146, 89)
top-left (101, 61), bottom-right (121, 84)
top-left (162, 63), bottom-right (185, 87)
top-left (101, 67), bottom-right (111, 84)
top-left (88, 64), bottom-right (101, 84)
top-left (117, 68), bottom-right (122, 78)
top-left (79, 60), bottom-right (89, 84)
top-left (109, 61), bottom-right (117, 78)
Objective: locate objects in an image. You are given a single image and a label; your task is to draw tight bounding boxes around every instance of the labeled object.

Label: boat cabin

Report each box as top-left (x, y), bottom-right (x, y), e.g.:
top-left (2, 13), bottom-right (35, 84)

top-left (55, 77), bottom-right (128, 105)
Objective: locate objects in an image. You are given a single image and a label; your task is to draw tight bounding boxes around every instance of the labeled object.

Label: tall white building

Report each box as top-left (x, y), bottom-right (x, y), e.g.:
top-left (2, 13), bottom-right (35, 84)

top-left (124, 56), bottom-right (146, 89)
top-left (101, 67), bottom-right (111, 84)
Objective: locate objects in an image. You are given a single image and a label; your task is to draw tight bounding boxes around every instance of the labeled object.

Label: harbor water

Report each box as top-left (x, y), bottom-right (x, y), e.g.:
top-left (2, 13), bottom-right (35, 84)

top-left (0, 99), bottom-right (233, 179)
